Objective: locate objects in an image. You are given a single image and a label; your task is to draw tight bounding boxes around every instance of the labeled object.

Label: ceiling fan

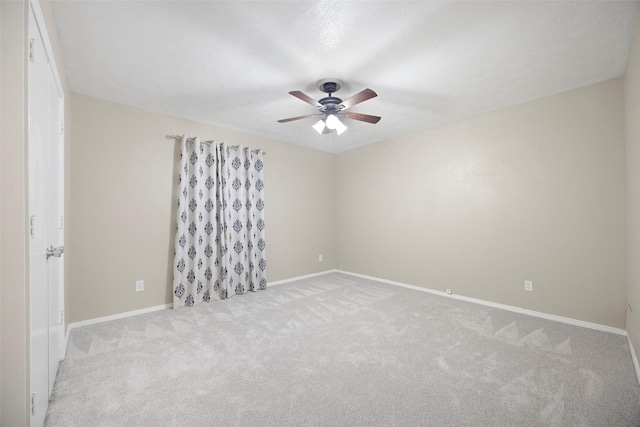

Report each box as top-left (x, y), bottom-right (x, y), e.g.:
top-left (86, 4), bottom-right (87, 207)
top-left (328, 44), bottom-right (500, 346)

top-left (277, 79), bottom-right (381, 135)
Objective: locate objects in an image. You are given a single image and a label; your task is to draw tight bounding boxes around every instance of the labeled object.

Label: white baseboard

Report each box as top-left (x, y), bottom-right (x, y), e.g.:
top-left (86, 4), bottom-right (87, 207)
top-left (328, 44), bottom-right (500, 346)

top-left (268, 269), bottom-right (339, 286)
top-left (62, 269), bottom-right (627, 362)
top-left (61, 270), bottom-right (340, 358)
top-left (61, 270), bottom-right (338, 358)
top-left (336, 269), bottom-right (627, 336)
top-left (63, 303), bottom-right (173, 359)
top-left (628, 336), bottom-right (640, 387)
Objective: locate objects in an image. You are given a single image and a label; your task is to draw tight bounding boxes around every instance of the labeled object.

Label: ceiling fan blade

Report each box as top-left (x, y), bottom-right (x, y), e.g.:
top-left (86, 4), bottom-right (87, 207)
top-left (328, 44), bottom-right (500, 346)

top-left (339, 88), bottom-right (377, 109)
top-left (289, 91), bottom-right (322, 107)
top-left (277, 114), bottom-right (322, 123)
top-left (343, 112), bottom-right (381, 124)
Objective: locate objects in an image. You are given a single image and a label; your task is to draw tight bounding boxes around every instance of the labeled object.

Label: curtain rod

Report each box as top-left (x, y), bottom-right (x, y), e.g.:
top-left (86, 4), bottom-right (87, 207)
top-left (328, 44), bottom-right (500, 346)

top-left (165, 135), bottom-right (266, 155)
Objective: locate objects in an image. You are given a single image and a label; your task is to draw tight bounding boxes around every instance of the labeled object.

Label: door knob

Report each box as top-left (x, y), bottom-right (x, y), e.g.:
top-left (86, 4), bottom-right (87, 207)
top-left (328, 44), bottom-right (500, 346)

top-left (46, 245), bottom-right (64, 260)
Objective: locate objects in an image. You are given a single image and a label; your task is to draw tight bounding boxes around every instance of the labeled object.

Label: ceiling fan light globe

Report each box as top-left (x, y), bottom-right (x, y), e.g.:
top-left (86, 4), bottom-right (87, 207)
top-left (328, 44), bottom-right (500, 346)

top-left (335, 121), bottom-right (348, 135)
top-left (325, 114), bottom-right (340, 130)
top-left (312, 119), bottom-right (326, 134)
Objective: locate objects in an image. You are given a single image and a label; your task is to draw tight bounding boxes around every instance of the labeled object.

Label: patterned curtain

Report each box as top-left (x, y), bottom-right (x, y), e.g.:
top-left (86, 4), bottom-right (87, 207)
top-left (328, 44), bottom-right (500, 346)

top-left (173, 136), bottom-right (267, 308)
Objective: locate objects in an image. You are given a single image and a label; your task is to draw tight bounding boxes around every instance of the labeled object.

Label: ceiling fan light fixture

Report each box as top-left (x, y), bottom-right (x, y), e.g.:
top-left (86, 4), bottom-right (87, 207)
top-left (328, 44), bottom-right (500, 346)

top-left (312, 119), bottom-right (326, 134)
top-left (334, 120), bottom-right (348, 135)
top-left (278, 81), bottom-right (378, 138)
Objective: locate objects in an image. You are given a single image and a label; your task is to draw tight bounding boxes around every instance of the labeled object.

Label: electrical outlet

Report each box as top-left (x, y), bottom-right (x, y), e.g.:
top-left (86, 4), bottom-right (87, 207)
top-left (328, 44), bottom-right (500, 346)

top-left (524, 280), bottom-right (533, 292)
top-left (318, 254), bottom-right (323, 262)
top-left (135, 280), bottom-right (144, 292)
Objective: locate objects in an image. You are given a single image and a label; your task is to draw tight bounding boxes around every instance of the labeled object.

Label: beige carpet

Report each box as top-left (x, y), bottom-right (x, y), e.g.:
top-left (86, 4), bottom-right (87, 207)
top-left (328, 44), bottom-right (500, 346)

top-left (45, 272), bottom-right (640, 426)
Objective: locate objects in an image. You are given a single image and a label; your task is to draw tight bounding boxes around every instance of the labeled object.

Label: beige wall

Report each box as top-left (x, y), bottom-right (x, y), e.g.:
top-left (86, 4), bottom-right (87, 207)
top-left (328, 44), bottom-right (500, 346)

top-left (336, 78), bottom-right (627, 328)
top-left (69, 94), bottom-right (335, 323)
top-left (1, 1), bottom-right (29, 425)
top-left (72, 78), bottom-right (629, 329)
top-left (625, 22), bottom-right (640, 353)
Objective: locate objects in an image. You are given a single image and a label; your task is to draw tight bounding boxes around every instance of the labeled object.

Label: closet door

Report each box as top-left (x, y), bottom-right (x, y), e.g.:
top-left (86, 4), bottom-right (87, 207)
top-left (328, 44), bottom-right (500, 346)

top-left (28, 3), bottom-right (65, 426)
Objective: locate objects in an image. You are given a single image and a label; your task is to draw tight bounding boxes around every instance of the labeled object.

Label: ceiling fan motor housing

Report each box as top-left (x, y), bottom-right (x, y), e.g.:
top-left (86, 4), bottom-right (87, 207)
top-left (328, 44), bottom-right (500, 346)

top-left (319, 96), bottom-right (343, 112)
top-left (319, 81), bottom-right (340, 94)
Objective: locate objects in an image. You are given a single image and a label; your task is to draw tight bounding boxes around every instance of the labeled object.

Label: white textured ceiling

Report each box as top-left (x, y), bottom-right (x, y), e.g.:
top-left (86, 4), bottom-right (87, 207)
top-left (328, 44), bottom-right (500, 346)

top-left (51, 1), bottom-right (640, 153)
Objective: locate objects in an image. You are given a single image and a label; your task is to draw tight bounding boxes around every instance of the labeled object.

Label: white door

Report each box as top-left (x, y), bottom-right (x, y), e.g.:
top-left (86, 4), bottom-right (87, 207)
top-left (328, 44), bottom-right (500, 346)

top-left (28, 3), bottom-right (65, 426)
top-left (46, 64), bottom-right (65, 396)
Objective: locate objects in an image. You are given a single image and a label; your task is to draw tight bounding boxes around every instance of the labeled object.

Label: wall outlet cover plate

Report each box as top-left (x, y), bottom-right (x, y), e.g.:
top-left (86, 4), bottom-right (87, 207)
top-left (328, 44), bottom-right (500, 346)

top-left (524, 280), bottom-right (533, 292)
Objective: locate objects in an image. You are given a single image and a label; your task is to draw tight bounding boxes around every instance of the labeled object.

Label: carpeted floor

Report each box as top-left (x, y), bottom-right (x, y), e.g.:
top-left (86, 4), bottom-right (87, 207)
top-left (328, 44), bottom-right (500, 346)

top-left (45, 273), bottom-right (640, 426)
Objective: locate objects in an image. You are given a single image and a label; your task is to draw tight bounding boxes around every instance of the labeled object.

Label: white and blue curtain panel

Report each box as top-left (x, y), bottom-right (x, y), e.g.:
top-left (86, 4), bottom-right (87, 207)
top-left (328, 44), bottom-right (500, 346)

top-left (173, 136), bottom-right (267, 308)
